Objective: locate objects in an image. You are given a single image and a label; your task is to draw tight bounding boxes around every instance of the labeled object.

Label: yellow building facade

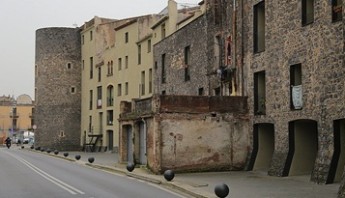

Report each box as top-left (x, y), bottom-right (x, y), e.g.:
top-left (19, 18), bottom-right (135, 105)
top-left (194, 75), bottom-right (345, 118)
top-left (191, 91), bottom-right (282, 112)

top-left (0, 94), bottom-right (34, 143)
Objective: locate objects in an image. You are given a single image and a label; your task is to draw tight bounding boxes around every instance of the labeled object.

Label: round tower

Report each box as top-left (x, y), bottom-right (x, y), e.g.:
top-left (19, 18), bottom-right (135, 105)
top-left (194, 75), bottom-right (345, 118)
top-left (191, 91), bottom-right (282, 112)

top-left (35, 27), bottom-right (81, 150)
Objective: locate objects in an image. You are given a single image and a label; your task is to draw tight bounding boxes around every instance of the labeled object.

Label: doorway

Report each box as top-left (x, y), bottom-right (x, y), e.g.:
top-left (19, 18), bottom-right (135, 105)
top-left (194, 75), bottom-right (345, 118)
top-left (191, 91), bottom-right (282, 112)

top-left (283, 120), bottom-right (318, 176)
top-left (125, 125), bottom-right (133, 163)
top-left (107, 130), bottom-right (113, 152)
top-left (139, 121), bottom-right (147, 165)
top-left (327, 119), bottom-right (345, 183)
top-left (248, 123), bottom-right (274, 171)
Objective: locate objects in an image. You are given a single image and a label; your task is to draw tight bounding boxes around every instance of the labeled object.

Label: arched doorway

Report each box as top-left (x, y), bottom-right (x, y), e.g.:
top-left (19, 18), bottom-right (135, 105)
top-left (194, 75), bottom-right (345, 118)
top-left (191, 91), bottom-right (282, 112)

top-left (248, 123), bottom-right (275, 171)
top-left (283, 119), bottom-right (318, 176)
top-left (327, 119), bottom-right (345, 183)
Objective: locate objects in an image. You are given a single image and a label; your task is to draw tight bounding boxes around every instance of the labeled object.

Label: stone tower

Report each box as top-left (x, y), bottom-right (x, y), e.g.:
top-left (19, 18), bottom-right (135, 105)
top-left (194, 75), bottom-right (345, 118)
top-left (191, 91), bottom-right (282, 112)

top-left (35, 27), bottom-right (81, 150)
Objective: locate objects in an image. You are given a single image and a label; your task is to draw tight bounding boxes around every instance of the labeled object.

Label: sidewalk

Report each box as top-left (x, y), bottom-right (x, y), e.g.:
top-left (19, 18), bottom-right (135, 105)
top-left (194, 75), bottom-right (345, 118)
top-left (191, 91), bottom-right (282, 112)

top-left (27, 148), bottom-right (341, 198)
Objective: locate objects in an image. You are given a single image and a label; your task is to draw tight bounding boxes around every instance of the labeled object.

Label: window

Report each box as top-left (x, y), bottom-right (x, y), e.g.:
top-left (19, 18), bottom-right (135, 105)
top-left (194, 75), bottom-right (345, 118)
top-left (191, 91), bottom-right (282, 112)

top-left (254, 71), bottom-right (266, 115)
top-left (125, 56), bottom-right (128, 69)
top-left (138, 44), bottom-right (141, 65)
top-left (125, 32), bottom-right (129, 43)
top-left (147, 39), bottom-right (151, 52)
top-left (67, 63), bottom-right (72, 69)
top-left (141, 71), bottom-right (145, 96)
top-left (89, 90), bottom-right (93, 110)
top-left (82, 60), bottom-right (84, 70)
top-left (97, 86), bottom-right (102, 109)
top-left (149, 69), bottom-right (152, 94)
top-left (59, 130), bottom-right (65, 137)
top-left (161, 23), bottom-right (166, 38)
top-left (332, 0), bottom-right (342, 22)
top-left (162, 54), bottom-right (166, 83)
top-left (290, 64), bottom-right (303, 110)
top-left (198, 88), bottom-right (204, 96)
top-left (118, 58), bottom-right (122, 70)
top-left (90, 31), bottom-right (93, 41)
top-left (107, 110), bottom-right (113, 125)
top-left (184, 46), bottom-right (191, 81)
top-left (214, 0), bottom-right (221, 24)
top-left (214, 87), bottom-right (221, 96)
top-left (107, 85), bottom-right (114, 106)
top-left (302, 0), bottom-right (314, 26)
top-left (98, 67), bottom-right (101, 82)
top-left (82, 35), bottom-right (84, 45)
top-left (90, 57), bottom-right (93, 79)
top-left (117, 84), bottom-right (122, 96)
top-left (254, 1), bottom-right (265, 53)
top-left (110, 61), bottom-right (113, 75)
top-left (89, 116), bottom-right (92, 133)
top-left (125, 82), bottom-right (129, 95)
top-left (70, 86), bottom-right (76, 94)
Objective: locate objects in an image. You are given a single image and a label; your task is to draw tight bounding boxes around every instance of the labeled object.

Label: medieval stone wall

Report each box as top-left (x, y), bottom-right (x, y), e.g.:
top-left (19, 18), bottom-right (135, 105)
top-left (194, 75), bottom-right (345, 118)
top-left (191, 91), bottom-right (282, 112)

top-left (35, 27), bottom-right (81, 151)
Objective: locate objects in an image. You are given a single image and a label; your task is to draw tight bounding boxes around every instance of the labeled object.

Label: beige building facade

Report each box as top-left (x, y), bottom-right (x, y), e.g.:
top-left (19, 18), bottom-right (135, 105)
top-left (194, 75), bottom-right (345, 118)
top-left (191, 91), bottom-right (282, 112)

top-left (0, 94), bottom-right (34, 143)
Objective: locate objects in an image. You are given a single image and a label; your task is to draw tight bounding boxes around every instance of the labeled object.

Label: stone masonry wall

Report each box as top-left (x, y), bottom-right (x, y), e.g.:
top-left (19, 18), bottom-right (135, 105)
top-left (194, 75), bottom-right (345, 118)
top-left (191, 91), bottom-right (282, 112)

top-left (242, 0), bottom-right (344, 184)
top-left (35, 27), bottom-right (81, 151)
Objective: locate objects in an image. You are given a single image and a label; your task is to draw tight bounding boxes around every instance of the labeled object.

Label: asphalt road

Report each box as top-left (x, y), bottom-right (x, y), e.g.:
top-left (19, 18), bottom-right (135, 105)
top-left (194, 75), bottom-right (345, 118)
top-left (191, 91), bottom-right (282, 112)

top-left (0, 148), bottom-right (185, 198)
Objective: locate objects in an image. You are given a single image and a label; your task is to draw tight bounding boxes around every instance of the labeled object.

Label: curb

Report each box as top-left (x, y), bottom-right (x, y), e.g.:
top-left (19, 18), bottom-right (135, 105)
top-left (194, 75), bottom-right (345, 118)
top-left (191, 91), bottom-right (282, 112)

top-left (24, 149), bottom-right (212, 198)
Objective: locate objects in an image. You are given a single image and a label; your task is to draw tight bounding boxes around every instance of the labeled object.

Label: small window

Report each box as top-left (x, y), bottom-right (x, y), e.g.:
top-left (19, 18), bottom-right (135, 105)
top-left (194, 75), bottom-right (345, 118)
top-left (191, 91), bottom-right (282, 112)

top-left (125, 56), bottom-right (128, 69)
top-left (138, 45), bottom-right (141, 65)
top-left (147, 39), bottom-right (151, 53)
top-left (162, 90), bottom-right (166, 95)
top-left (302, 0), bottom-right (314, 26)
top-left (332, 0), bottom-right (342, 22)
top-left (118, 58), bottom-right (122, 70)
top-left (117, 84), bottom-right (122, 96)
top-left (98, 67), bottom-right (101, 82)
top-left (70, 86), bottom-right (76, 94)
top-left (214, 87), bottom-right (221, 96)
top-left (59, 130), bottom-right (65, 137)
top-left (66, 63), bottom-right (72, 69)
top-left (125, 82), bottom-right (129, 95)
top-left (82, 60), bottom-right (85, 70)
top-left (161, 54), bottom-right (166, 83)
top-left (198, 88), bottom-right (204, 96)
top-left (90, 31), bottom-right (93, 41)
top-left (161, 24), bottom-right (166, 38)
top-left (125, 32), bottom-right (129, 43)
top-left (90, 57), bottom-right (93, 79)
top-left (141, 71), bottom-right (145, 95)
top-left (149, 69), bottom-right (152, 94)
top-left (82, 35), bottom-right (85, 45)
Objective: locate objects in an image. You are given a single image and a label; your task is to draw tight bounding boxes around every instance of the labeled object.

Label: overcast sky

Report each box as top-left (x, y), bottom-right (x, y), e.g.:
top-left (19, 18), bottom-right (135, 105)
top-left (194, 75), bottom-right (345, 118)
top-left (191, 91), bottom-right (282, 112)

top-left (0, 0), bottom-right (199, 100)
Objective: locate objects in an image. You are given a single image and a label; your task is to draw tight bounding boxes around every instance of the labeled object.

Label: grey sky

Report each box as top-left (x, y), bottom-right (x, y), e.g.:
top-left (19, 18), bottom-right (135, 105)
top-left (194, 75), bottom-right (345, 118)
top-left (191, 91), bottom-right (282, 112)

top-left (0, 0), bottom-right (199, 99)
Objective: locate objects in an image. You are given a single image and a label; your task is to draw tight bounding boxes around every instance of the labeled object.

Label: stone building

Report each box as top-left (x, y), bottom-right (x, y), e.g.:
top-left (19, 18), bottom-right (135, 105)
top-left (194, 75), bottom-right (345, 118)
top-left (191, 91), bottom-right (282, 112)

top-left (241, 0), bottom-right (344, 186)
top-left (118, 0), bottom-right (250, 173)
top-left (35, 27), bottom-right (81, 150)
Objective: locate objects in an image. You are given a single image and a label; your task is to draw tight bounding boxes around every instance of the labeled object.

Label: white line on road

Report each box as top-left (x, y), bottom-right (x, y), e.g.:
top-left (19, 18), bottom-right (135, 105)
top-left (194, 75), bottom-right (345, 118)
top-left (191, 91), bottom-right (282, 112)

top-left (7, 152), bottom-right (85, 195)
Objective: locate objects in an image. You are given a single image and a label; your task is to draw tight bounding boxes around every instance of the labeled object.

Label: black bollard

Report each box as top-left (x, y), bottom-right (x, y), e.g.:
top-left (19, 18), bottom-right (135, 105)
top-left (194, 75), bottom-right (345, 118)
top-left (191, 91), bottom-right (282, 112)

top-left (214, 183), bottom-right (229, 198)
top-left (75, 155), bottom-right (81, 160)
top-left (54, 150), bottom-right (59, 155)
top-left (163, 170), bottom-right (175, 181)
top-left (126, 162), bottom-right (135, 172)
top-left (63, 152), bottom-right (69, 157)
top-left (30, 145), bottom-right (34, 149)
top-left (21, 146), bottom-right (24, 149)
top-left (40, 148), bottom-right (45, 152)
top-left (46, 149), bottom-right (51, 154)
top-left (88, 157), bottom-right (95, 163)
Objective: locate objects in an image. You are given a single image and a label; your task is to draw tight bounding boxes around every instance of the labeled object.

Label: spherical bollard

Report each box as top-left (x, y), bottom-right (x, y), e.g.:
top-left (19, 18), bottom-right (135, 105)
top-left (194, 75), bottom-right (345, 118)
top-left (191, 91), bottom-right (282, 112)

top-left (88, 157), bottom-right (95, 163)
top-left (35, 147), bottom-right (40, 151)
top-left (40, 148), bottom-right (45, 152)
top-left (54, 150), bottom-right (59, 155)
top-left (30, 145), bottom-right (34, 149)
top-left (63, 152), bottom-right (69, 157)
top-left (46, 149), bottom-right (51, 154)
top-left (75, 155), bottom-right (81, 160)
top-left (126, 162), bottom-right (135, 172)
top-left (163, 170), bottom-right (175, 181)
top-left (21, 146), bottom-right (24, 149)
top-left (214, 183), bottom-right (229, 198)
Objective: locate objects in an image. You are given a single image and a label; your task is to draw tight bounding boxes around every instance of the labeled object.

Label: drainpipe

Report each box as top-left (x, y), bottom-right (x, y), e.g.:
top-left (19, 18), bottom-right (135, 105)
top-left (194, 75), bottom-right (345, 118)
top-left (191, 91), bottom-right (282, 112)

top-left (232, 0), bottom-right (237, 95)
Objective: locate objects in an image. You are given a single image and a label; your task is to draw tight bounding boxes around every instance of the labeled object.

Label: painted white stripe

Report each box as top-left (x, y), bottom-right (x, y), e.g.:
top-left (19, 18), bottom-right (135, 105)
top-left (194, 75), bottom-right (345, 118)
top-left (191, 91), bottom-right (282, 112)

top-left (7, 153), bottom-right (84, 195)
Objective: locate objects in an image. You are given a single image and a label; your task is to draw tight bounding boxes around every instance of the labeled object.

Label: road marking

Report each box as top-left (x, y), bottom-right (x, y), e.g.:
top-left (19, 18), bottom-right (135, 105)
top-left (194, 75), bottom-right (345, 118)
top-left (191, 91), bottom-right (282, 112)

top-left (7, 152), bottom-right (85, 195)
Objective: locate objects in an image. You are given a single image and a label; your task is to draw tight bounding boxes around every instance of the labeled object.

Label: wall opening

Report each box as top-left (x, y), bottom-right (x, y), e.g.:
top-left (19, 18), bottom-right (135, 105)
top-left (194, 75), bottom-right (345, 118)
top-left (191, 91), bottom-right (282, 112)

top-left (107, 130), bottom-right (113, 152)
top-left (248, 123), bottom-right (274, 171)
top-left (283, 120), bottom-right (318, 176)
top-left (327, 119), bottom-right (345, 183)
top-left (123, 125), bottom-right (133, 163)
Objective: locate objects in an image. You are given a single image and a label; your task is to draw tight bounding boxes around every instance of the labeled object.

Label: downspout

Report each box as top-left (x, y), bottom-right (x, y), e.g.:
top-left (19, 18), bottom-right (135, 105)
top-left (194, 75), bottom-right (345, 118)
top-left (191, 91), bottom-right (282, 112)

top-left (232, 0), bottom-right (237, 95)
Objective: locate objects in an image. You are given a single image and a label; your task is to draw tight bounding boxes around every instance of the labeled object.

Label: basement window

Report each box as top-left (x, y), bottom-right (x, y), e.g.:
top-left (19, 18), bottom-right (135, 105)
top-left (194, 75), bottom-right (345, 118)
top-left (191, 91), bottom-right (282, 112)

top-left (254, 71), bottom-right (266, 115)
top-left (70, 86), bottom-right (76, 94)
top-left (302, 0), bottom-right (314, 26)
